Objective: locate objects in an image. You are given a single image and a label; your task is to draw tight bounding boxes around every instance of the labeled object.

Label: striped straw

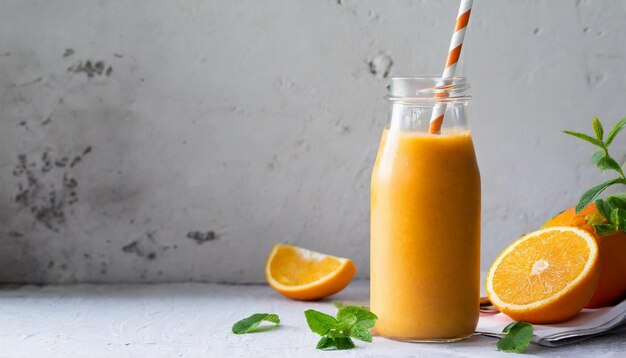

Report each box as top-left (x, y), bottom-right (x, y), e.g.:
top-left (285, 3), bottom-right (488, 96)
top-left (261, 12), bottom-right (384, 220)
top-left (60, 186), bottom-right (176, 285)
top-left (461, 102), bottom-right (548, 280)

top-left (428, 0), bottom-right (473, 134)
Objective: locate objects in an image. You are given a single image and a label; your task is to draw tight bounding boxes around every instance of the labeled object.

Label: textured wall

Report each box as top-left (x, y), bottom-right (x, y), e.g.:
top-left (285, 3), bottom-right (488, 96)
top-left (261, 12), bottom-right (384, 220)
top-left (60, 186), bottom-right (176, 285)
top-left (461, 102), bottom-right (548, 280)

top-left (0, 0), bottom-right (625, 283)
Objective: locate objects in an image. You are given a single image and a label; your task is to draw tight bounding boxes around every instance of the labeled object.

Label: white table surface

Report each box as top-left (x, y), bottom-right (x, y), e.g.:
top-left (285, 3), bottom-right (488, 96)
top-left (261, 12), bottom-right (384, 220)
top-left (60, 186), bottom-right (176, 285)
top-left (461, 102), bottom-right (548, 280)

top-left (0, 280), bottom-right (624, 358)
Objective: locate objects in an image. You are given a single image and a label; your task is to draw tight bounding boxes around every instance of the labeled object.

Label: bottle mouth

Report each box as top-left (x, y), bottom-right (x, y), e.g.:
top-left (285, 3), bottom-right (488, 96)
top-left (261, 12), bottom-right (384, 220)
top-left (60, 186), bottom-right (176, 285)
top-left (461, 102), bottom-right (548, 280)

top-left (387, 76), bottom-right (471, 102)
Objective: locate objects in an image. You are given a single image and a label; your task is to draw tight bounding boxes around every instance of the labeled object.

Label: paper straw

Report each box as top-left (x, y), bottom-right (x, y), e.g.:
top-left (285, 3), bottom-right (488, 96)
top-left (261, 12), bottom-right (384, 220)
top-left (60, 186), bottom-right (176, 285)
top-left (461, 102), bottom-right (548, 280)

top-left (428, 0), bottom-right (473, 134)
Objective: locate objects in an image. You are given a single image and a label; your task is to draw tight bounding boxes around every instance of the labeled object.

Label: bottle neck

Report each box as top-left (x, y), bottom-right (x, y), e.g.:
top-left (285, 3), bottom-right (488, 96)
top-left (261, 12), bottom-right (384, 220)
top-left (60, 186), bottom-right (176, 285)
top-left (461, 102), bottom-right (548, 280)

top-left (387, 101), bottom-right (469, 132)
top-left (386, 76), bottom-right (471, 132)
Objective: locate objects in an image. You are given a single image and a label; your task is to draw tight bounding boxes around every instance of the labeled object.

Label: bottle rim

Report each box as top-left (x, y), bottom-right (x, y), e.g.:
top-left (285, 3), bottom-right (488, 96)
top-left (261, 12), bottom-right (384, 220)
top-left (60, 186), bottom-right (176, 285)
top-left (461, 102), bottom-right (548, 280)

top-left (386, 76), bottom-right (471, 103)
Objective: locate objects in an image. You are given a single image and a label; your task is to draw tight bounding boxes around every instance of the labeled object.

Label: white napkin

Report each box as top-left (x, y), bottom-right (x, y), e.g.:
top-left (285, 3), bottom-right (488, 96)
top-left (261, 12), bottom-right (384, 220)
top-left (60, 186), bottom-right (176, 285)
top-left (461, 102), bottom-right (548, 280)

top-left (476, 299), bottom-right (626, 346)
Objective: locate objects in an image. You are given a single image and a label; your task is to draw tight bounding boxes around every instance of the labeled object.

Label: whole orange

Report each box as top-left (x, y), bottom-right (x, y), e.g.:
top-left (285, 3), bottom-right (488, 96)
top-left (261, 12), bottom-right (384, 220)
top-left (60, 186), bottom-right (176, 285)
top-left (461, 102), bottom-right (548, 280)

top-left (544, 203), bottom-right (626, 307)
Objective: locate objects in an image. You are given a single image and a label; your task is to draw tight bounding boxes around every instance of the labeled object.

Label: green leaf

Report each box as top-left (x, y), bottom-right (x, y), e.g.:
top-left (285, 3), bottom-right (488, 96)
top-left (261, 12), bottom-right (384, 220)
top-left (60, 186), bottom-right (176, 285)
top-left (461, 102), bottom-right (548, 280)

top-left (594, 223), bottom-right (618, 236)
top-left (337, 306), bottom-right (376, 324)
top-left (232, 313), bottom-right (280, 334)
top-left (335, 338), bottom-right (356, 350)
top-left (337, 306), bottom-right (378, 325)
top-left (591, 150), bottom-right (605, 165)
top-left (606, 117), bottom-right (626, 146)
top-left (337, 306), bottom-right (377, 329)
top-left (606, 194), bottom-right (626, 211)
top-left (611, 208), bottom-right (620, 226)
top-left (337, 306), bottom-right (377, 342)
top-left (306, 305), bottom-right (378, 350)
top-left (594, 199), bottom-right (612, 220)
top-left (501, 322), bottom-right (516, 333)
top-left (611, 208), bottom-right (626, 230)
top-left (597, 155), bottom-right (623, 173)
top-left (316, 336), bottom-right (331, 349)
top-left (612, 193), bottom-right (626, 200)
top-left (350, 327), bottom-right (373, 342)
top-left (497, 322), bottom-right (533, 353)
top-left (337, 314), bottom-right (357, 328)
top-left (331, 322), bottom-right (354, 340)
top-left (593, 117), bottom-right (604, 141)
top-left (576, 179), bottom-right (623, 214)
top-left (316, 336), bottom-right (355, 350)
top-left (563, 130), bottom-right (604, 148)
top-left (305, 310), bottom-right (338, 336)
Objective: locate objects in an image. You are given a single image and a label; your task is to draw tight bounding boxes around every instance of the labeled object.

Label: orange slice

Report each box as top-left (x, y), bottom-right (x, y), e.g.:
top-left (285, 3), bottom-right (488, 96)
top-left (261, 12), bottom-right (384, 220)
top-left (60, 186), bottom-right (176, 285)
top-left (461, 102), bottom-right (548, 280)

top-left (265, 243), bottom-right (356, 301)
top-left (486, 227), bottom-right (600, 323)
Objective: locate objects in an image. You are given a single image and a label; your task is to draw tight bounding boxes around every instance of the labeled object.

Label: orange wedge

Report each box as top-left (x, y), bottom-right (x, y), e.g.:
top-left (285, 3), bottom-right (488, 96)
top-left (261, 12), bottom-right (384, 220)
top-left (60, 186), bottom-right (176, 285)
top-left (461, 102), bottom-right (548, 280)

top-left (486, 227), bottom-right (600, 324)
top-left (265, 243), bottom-right (356, 301)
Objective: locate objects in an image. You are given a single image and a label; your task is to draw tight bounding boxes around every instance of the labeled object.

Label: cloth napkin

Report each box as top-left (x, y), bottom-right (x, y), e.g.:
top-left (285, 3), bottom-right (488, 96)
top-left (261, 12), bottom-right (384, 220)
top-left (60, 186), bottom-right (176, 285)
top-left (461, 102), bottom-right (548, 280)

top-left (476, 299), bottom-right (626, 346)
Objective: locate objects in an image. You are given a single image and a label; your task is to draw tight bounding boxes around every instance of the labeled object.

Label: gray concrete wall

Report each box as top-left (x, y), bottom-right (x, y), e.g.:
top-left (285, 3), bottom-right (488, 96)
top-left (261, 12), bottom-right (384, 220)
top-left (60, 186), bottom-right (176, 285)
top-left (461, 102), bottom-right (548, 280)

top-left (1, 0), bottom-right (625, 283)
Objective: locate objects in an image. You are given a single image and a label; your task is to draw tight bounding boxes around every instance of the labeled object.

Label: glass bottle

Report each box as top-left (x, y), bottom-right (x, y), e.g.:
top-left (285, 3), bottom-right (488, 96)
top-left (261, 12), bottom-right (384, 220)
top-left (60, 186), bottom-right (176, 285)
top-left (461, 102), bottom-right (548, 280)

top-left (370, 76), bottom-right (481, 342)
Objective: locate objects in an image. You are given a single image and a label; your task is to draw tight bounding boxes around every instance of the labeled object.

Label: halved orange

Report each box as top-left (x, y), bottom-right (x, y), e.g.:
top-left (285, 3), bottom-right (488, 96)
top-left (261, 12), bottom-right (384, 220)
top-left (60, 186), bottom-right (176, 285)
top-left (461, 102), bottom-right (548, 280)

top-left (486, 227), bottom-right (600, 323)
top-left (544, 203), bottom-right (626, 308)
top-left (265, 243), bottom-right (356, 301)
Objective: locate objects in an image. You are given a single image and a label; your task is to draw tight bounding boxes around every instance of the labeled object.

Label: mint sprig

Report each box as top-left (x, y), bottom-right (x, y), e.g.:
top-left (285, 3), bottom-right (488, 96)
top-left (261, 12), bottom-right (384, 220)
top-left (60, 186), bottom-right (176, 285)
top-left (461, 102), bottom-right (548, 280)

top-left (232, 313), bottom-right (280, 334)
top-left (564, 117), bottom-right (626, 233)
top-left (305, 305), bottom-right (377, 350)
top-left (497, 322), bottom-right (533, 353)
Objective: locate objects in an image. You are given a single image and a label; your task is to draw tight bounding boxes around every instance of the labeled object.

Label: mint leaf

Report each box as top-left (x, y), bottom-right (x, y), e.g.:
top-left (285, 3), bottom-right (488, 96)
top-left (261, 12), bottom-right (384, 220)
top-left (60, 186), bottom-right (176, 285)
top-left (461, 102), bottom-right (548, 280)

top-left (316, 337), bottom-right (355, 350)
top-left (497, 322), bottom-right (533, 353)
top-left (611, 208), bottom-right (626, 230)
top-left (306, 305), bottom-right (378, 350)
top-left (232, 313), bottom-right (280, 334)
top-left (576, 179), bottom-right (623, 213)
top-left (336, 306), bottom-right (377, 342)
top-left (350, 326), bottom-right (373, 342)
top-left (607, 194), bottom-right (626, 210)
top-left (611, 208), bottom-right (621, 226)
top-left (336, 314), bottom-right (357, 328)
top-left (593, 117), bottom-right (604, 141)
top-left (332, 301), bottom-right (344, 309)
top-left (596, 155), bottom-right (623, 173)
top-left (305, 310), bottom-right (337, 336)
top-left (594, 223), bottom-right (618, 236)
top-left (595, 199), bottom-right (612, 220)
top-left (563, 130), bottom-right (604, 148)
top-left (595, 196), bottom-right (626, 234)
top-left (606, 117), bottom-right (626, 146)
top-left (566, 117), bottom-right (626, 227)
top-left (591, 150), bottom-right (605, 165)
top-left (337, 306), bottom-right (376, 326)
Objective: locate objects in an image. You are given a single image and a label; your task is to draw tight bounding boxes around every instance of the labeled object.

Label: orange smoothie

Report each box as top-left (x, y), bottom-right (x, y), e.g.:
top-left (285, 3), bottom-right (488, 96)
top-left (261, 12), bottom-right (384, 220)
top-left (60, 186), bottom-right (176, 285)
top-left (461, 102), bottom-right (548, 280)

top-left (370, 128), bottom-right (481, 341)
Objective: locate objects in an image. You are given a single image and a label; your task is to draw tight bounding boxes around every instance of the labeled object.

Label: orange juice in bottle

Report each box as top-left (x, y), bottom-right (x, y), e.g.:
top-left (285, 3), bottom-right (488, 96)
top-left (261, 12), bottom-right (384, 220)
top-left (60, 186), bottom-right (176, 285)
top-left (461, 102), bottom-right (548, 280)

top-left (370, 77), bottom-right (480, 342)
